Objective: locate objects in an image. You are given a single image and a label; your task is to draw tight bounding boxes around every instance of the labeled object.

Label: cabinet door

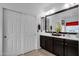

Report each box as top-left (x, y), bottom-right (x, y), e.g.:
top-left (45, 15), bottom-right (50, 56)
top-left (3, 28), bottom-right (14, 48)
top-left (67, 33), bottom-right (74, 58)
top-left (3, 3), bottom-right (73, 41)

top-left (65, 45), bottom-right (78, 56)
top-left (45, 37), bottom-right (54, 53)
top-left (65, 40), bottom-right (78, 56)
top-left (40, 36), bottom-right (46, 49)
top-left (54, 38), bottom-right (64, 56)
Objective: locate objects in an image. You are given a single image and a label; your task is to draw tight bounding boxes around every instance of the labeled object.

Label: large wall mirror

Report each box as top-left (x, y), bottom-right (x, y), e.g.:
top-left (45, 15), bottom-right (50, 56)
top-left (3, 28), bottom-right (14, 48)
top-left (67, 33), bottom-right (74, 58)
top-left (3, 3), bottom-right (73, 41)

top-left (45, 5), bottom-right (79, 33)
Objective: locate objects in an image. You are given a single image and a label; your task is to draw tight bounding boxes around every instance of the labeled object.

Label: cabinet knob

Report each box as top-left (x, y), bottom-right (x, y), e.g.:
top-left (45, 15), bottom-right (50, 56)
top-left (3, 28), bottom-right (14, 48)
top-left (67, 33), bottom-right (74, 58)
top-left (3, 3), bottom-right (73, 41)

top-left (65, 43), bottom-right (67, 45)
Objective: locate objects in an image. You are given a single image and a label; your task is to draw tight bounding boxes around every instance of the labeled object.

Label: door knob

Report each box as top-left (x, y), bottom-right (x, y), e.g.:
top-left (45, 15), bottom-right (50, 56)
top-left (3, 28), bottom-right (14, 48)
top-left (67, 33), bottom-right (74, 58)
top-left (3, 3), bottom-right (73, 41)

top-left (4, 36), bottom-right (7, 38)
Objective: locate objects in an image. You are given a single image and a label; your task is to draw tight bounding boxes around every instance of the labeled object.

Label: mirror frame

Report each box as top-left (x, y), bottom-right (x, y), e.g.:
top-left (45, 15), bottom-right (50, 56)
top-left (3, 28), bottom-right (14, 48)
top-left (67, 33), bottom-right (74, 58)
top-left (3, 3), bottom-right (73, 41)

top-left (45, 5), bottom-right (79, 34)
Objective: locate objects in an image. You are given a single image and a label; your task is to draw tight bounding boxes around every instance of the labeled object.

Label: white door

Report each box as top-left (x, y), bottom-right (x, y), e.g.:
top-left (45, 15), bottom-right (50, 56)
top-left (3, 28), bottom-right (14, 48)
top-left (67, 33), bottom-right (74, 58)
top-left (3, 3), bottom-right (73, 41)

top-left (3, 8), bottom-right (22, 56)
top-left (21, 14), bottom-right (36, 53)
top-left (3, 8), bottom-right (36, 56)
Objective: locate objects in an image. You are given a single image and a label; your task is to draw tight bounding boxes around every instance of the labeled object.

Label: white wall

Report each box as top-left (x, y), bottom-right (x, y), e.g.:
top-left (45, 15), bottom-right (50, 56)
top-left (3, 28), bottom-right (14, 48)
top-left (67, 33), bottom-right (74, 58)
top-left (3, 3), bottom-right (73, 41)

top-left (36, 16), bottom-right (41, 49)
top-left (0, 5), bottom-right (3, 56)
top-left (0, 4), bottom-right (37, 56)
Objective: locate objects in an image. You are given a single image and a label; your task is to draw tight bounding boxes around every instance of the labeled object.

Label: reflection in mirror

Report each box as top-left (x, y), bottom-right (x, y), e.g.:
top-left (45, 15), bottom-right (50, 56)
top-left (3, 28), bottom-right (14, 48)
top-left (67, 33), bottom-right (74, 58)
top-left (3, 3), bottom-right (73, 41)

top-left (45, 5), bottom-right (79, 33)
top-left (41, 17), bottom-right (45, 32)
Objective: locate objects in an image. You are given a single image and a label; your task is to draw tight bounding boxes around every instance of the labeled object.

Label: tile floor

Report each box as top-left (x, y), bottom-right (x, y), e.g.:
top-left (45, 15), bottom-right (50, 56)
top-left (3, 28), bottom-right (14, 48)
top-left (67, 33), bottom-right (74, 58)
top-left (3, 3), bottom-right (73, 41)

top-left (19, 49), bottom-right (56, 56)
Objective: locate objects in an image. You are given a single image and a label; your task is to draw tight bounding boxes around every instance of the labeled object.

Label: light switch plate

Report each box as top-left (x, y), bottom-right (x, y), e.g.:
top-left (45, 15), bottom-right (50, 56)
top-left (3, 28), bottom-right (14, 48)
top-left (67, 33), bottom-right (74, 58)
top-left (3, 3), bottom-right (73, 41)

top-left (76, 34), bottom-right (79, 38)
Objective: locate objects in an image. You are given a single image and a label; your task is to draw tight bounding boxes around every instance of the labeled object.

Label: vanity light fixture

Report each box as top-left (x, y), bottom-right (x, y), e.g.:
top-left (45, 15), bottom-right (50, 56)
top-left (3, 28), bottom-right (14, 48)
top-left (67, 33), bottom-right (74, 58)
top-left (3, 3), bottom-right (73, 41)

top-left (45, 8), bottom-right (56, 15)
top-left (64, 3), bottom-right (78, 9)
top-left (64, 3), bottom-right (70, 9)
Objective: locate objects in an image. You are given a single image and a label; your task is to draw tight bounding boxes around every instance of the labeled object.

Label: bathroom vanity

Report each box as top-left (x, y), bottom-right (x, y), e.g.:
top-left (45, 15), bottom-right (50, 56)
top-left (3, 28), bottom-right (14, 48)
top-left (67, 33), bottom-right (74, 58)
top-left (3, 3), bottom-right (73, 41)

top-left (40, 34), bottom-right (79, 56)
top-left (40, 5), bottom-right (79, 56)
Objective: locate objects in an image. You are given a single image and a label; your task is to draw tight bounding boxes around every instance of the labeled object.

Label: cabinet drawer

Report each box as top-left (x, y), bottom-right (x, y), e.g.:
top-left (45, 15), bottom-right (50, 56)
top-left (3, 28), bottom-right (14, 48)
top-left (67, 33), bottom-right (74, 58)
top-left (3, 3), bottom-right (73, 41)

top-left (54, 38), bottom-right (64, 45)
top-left (65, 40), bottom-right (78, 47)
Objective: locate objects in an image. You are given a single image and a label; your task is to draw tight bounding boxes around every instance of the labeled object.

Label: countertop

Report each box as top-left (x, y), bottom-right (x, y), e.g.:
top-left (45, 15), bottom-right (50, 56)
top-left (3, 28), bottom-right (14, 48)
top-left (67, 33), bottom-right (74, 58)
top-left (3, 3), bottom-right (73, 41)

top-left (40, 32), bottom-right (79, 41)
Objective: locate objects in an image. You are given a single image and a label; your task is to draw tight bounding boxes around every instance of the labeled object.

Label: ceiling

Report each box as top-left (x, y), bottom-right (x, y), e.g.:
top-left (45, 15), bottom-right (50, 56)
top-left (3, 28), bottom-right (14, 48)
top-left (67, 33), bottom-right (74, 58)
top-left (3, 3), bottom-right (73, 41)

top-left (0, 3), bottom-right (77, 16)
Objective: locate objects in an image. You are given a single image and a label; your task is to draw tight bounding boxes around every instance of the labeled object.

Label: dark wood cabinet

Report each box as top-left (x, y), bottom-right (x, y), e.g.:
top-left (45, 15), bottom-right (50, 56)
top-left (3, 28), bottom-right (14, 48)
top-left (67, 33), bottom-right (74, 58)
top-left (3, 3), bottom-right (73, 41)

top-left (45, 37), bottom-right (54, 53)
top-left (40, 35), bottom-right (78, 56)
top-left (64, 40), bottom-right (78, 56)
top-left (40, 36), bottom-right (54, 53)
top-left (53, 38), bottom-right (64, 56)
top-left (40, 36), bottom-right (46, 49)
